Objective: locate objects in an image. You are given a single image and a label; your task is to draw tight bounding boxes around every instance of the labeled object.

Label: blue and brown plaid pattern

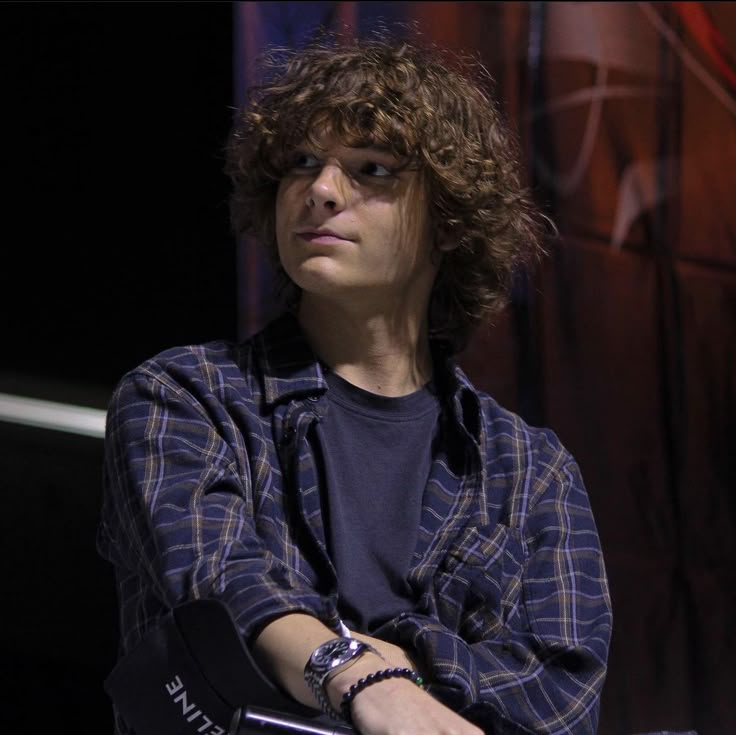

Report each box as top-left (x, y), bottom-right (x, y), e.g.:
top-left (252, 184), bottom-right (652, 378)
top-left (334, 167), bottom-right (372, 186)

top-left (98, 313), bottom-right (611, 734)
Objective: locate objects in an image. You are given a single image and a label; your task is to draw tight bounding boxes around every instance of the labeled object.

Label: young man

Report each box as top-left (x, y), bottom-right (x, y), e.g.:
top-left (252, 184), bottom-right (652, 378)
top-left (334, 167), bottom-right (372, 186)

top-left (98, 35), bottom-right (612, 735)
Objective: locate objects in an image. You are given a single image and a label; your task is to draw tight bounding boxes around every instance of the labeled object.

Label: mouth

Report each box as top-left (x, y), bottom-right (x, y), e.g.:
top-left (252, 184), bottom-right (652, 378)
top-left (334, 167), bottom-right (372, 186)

top-left (297, 228), bottom-right (354, 245)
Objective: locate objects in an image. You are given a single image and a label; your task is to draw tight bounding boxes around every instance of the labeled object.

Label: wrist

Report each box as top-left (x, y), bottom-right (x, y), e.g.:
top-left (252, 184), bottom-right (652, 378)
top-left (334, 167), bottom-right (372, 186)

top-left (337, 667), bottom-right (426, 725)
top-left (325, 652), bottom-right (386, 703)
top-left (304, 638), bottom-right (382, 719)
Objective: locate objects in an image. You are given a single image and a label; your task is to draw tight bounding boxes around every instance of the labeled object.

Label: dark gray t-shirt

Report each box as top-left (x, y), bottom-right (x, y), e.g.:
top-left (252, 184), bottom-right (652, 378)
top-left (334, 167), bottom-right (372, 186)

top-left (318, 368), bottom-right (441, 633)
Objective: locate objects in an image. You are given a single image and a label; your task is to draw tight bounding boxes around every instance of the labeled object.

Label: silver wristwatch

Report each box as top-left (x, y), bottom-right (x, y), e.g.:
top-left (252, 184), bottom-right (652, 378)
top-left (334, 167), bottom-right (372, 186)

top-left (304, 637), bottom-right (379, 719)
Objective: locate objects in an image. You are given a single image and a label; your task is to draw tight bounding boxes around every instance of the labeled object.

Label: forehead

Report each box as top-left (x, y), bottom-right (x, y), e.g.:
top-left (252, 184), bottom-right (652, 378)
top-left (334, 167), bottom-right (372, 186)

top-left (295, 115), bottom-right (412, 159)
top-left (300, 136), bottom-right (399, 162)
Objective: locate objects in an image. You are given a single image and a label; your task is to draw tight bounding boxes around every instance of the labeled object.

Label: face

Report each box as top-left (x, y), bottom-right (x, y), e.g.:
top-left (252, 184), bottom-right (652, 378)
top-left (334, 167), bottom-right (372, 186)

top-left (275, 132), bottom-right (440, 312)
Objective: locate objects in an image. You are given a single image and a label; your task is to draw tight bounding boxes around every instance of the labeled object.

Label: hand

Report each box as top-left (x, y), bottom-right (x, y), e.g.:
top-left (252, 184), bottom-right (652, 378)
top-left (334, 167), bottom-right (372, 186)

top-left (326, 657), bottom-right (483, 735)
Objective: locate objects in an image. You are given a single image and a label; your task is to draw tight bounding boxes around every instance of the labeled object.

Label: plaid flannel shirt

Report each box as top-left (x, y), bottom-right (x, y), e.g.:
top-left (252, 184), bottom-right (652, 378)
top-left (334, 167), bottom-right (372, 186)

top-left (98, 312), bottom-right (612, 735)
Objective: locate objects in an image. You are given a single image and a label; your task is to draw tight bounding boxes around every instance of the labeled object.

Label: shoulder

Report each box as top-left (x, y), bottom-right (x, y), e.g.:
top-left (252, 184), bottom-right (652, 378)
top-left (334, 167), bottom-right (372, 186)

top-left (107, 312), bottom-right (312, 413)
top-left (137, 339), bottom-right (251, 387)
top-left (120, 339), bottom-right (253, 393)
top-left (107, 334), bottom-right (267, 422)
top-left (471, 386), bottom-right (584, 525)
top-left (477, 390), bottom-right (572, 469)
top-left (446, 361), bottom-right (572, 472)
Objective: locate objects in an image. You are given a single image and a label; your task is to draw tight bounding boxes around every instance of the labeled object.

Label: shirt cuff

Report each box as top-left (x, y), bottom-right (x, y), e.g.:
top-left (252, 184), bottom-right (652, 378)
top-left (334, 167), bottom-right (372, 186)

top-left (376, 612), bottom-right (478, 711)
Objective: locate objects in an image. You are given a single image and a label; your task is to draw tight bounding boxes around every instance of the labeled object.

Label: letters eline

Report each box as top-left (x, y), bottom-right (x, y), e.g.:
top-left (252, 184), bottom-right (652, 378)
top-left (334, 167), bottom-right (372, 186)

top-left (165, 675), bottom-right (226, 735)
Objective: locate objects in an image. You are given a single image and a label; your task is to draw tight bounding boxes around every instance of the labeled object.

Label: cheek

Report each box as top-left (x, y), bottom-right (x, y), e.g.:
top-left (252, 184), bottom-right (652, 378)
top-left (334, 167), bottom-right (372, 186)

top-left (276, 176), bottom-right (307, 213)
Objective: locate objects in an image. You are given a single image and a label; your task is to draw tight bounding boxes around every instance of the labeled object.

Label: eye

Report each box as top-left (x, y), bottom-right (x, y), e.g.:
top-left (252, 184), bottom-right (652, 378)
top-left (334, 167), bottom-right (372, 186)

top-left (359, 161), bottom-right (393, 177)
top-left (289, 152), bottom-right (320, 171)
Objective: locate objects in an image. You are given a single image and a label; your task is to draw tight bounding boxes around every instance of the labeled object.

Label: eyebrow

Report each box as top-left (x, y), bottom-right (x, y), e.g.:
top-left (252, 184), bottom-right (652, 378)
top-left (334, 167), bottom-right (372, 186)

top-left (358, 143), bottom-right (394, 153)
top-left (297, 140), bottom-right (400, 156)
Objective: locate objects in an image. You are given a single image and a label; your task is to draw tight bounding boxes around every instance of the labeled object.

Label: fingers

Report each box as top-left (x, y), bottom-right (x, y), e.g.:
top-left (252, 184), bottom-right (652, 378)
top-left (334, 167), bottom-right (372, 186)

top-left (333, 633), bottom-right (479, 735)
top-left (347, 676), bottom-right (483, 735)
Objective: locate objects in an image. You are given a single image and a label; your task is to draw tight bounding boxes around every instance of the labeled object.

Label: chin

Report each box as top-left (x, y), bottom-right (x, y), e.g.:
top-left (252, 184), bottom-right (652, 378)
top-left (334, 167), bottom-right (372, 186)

top-left (288, 261), bottom-right (357, 296)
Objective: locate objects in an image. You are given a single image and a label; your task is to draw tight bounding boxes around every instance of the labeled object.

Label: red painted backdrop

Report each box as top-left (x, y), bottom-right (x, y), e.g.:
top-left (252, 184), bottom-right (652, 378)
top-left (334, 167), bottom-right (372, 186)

top-left (234, 4), bottom-right (736, 734)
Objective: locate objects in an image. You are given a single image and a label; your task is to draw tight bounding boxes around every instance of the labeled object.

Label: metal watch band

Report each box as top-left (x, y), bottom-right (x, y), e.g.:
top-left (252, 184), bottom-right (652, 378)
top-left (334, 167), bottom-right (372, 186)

top-left (304, 638), bottom-right (379, 720)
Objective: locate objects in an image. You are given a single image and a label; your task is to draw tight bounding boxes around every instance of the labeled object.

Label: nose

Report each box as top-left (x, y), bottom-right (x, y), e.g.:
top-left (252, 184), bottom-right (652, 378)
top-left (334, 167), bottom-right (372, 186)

top-left (306, 163), bottom-right (348, 212)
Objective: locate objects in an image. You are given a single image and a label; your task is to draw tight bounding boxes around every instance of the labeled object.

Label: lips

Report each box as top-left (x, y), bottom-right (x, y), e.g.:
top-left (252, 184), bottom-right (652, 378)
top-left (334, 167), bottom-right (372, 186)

top-left (297, 228), bottom-right (354, 244)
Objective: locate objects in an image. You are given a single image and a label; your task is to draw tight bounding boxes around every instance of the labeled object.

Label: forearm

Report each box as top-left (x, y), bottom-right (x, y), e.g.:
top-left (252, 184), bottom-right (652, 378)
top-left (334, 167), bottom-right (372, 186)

top-left (252, 613), bottom-right (482, 735)
top-left (252, 613), bottom-right (387, 709)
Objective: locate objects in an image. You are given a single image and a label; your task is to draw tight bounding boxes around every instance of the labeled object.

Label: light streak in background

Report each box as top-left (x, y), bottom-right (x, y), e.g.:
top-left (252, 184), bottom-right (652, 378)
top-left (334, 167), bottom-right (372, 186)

top-left (0, 392), bottom-right (106, 439)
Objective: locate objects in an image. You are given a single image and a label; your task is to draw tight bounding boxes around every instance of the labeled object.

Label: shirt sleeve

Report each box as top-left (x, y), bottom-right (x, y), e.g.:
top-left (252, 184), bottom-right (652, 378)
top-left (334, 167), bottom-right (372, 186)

top-left (378, 457), bottom-right (612, 735)
top-left (97, 364), bottom-right (340, 648)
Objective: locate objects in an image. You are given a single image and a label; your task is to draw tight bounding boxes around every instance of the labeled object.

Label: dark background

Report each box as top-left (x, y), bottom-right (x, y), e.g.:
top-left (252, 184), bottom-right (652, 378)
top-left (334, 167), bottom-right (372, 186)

top-left (1, 4), bottom-right (235, 732)
top-left (2, 3), bottom-right (237, 390)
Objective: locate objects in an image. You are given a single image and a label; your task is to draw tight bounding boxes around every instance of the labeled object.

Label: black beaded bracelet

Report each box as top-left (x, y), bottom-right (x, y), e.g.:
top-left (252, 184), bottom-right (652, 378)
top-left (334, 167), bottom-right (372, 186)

top-left (340, 667), bottom-right (425, 723)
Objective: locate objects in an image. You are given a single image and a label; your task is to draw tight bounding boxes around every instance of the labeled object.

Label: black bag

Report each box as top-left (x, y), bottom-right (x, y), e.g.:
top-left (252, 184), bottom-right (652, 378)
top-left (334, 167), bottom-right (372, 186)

top-left (104, 599), bottom-right (354, 735)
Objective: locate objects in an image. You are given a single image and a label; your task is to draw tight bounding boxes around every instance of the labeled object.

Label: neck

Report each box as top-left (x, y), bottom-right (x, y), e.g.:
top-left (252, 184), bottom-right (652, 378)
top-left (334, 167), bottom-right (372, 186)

top-left (298, 294), bottom-right (434, 397)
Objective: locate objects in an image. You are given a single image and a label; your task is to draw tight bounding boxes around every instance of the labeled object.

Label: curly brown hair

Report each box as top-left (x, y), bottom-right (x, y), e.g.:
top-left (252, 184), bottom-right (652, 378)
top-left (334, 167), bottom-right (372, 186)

top-left (225, 31), bottom-right (548, 353)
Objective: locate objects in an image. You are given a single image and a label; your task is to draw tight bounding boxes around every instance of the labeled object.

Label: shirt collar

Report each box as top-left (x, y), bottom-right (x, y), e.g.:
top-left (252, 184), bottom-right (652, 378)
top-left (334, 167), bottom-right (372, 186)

top-left (255, 312), bottom-right (328, 406)
top-left (430, 341), bottom-right (484, 446)
top-left (253, 311), bottom-right (483, 444)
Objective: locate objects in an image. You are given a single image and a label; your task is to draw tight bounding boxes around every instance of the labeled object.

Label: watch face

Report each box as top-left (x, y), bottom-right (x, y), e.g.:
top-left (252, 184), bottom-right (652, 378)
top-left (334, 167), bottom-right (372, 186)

top-left (311, 638), bottom-right (357, 672)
